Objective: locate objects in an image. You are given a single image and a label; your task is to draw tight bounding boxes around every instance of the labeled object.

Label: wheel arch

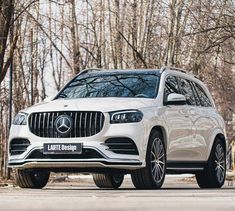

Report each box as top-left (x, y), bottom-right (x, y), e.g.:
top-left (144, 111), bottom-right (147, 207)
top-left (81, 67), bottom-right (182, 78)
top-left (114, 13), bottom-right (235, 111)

top-left (207, 131), bottom-right (227, 161)
top-left (149, 126), bottom-right (167, 151)
top-left (215, 133), bottom-right (226, 149)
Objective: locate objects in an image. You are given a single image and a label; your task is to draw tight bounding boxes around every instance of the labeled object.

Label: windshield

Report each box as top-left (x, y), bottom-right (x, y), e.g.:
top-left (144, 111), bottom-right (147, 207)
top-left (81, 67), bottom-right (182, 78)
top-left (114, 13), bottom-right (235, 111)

top-left (56, 73), bottom-right (160, 99)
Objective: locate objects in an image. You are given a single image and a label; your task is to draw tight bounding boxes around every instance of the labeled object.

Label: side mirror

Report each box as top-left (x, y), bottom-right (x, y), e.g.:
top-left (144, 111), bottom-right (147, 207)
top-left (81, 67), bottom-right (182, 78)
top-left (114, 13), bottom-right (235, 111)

top-left (166, 93), bottom-right (186, 105)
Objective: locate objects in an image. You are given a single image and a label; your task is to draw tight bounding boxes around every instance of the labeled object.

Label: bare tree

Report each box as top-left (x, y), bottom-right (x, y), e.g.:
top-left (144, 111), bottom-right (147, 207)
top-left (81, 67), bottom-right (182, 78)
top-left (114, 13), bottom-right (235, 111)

top-left (0, 0), bottom-right (15, 84)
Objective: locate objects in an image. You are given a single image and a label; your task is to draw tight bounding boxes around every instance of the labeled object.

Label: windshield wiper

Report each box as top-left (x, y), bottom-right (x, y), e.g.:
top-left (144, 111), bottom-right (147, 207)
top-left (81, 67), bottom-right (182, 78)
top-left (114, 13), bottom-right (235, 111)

top-left (57, 93), bottom-right (67, 99)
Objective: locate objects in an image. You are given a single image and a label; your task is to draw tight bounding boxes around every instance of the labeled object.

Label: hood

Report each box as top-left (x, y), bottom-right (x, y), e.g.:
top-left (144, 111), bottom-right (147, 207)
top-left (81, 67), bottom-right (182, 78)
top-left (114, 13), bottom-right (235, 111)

top-left (22, 97), bottom-right (156, 113)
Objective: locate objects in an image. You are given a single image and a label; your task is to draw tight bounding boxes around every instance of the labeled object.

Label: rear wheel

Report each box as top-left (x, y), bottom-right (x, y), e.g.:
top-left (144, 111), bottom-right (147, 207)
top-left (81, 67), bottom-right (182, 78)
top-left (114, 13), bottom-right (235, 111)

top-left (92, 173), bottom-right (124, 189)
top-left (131, 130), bottom-right (166, 189)
top-left (196, 138), bottom-right (226, 188)
top-left (14, 169), bottom-right (50, 189)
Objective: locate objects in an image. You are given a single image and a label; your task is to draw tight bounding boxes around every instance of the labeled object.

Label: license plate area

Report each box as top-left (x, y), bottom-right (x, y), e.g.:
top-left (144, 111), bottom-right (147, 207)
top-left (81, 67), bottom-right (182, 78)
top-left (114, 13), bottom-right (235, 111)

top-left (43, 143), bottom-right (82, 154)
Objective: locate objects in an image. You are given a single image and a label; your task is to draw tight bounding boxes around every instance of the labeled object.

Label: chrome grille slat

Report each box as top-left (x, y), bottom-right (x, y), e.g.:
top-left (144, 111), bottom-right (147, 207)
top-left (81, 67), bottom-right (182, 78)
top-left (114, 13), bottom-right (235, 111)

top-left (94, 112), bottom-right (97, 134)
top-left (34, 113), bottom-right (37, 135)
top-left (74, 112), bottom-right (78, 137)
top-left (51, 112), bottom-right (55, 137)
top-left (70, 112), bottom-right (73, 138)
top-left (42, 113), bottom-right (46, 137)
top-left (47, 113), bottom-right (50, 137)
top-left (89, 112), bottom-right (92, 136)
top-left (84, 112), bottom-right (87, 137)
top-left (38, 113), bottom-right (42, 136)
top-left (79, 112), bottom-right (82, 137)
top-left (28, 111), bottom-right (104, 138)
top-left (99, 113), bottom-right (102, 132)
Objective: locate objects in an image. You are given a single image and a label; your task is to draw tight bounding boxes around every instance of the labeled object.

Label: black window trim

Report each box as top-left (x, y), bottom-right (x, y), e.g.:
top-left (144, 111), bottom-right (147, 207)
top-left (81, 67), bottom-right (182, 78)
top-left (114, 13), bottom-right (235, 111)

top-left (163, 74), bottom-right (181, 105)
top-left (193, 82), bottom-right (212, 107)
top-left (163, 73), bottom-right (213, 108)
top-left (190, 81), bottom-right (202, 106)
top-left (178, 77), bottom-right (197, 106)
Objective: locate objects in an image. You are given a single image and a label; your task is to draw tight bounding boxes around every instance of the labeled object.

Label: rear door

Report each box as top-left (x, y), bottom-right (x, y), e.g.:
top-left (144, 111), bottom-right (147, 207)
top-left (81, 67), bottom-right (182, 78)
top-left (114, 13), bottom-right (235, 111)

top-left (191, 82), bottom-right (215, 160)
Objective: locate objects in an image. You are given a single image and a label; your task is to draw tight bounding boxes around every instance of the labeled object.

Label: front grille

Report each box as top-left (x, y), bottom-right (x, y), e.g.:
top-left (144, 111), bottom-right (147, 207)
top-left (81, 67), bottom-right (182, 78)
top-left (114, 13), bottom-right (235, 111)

top-left (10, 139), bottom-right (31, 155)
top-left (28, 111), bottom-right (105, 138)
top-left (105, 138), bottom-right (139, 155)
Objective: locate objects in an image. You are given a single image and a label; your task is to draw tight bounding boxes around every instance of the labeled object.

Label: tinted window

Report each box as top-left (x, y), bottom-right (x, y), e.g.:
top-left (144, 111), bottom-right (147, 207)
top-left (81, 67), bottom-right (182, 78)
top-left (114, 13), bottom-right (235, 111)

top-left (57, 74), bottom-right (160, 99)
top-left (164, 75), bottom-right (180, 102)
top-left (179, 78), bottom-right (196, 106)
top-left (194, 83), bottom-right (212, 107)
top-left (191, 81), bottom-right (201, 106)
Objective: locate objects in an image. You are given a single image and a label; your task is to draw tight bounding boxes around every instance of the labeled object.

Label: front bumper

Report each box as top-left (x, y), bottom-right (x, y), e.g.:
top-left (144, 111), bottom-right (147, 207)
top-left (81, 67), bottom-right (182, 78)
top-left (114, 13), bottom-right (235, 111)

top-left (8, 146), bottom-right (142, 171)
top-left (8, 116), bottom-right (148, 171)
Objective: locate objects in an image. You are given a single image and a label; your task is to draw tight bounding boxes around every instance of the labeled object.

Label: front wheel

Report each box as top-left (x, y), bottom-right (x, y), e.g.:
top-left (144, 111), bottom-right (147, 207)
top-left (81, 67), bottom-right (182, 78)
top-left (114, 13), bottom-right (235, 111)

top-left (14, 169), bottom-right (50, 189)
top-left (92, 173), bottom-right (124, 189)
top-left (131, 130), bottom-right (166, 189)
top-left (196, 138), bottom-right (226, 188)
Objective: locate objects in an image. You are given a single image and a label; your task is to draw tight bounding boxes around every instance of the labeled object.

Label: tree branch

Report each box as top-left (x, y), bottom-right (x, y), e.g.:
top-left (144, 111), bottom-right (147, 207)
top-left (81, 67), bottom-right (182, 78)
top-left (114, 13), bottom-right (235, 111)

top-left (117, 30), bottom-right (148, 68)
top-left (25, 10), bottom-right (73, 71)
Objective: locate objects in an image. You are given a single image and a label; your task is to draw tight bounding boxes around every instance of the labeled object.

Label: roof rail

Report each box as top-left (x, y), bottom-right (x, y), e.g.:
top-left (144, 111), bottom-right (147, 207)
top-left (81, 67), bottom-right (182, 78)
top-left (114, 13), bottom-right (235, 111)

top-left (78, 68), bottom-right (103, 76)
top-left (160, 66), bottom-right (196, 77)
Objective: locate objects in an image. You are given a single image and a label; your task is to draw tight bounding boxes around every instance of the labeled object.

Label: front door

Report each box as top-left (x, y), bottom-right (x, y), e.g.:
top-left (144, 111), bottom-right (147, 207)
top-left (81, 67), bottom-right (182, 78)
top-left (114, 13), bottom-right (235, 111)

top-left (163, 75), bottom-right (195, 161)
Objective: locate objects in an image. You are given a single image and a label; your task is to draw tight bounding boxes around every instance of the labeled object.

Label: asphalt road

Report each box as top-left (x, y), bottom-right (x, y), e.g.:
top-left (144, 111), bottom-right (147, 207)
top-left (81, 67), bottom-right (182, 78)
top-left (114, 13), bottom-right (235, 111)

top-left (0, 175), bottom-right (235, 211)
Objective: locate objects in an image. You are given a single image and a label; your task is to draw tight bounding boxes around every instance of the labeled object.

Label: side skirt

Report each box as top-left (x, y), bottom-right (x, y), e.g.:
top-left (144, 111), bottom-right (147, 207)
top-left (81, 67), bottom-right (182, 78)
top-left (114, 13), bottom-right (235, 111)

top-left (166, 161), bottom-right (207, 174)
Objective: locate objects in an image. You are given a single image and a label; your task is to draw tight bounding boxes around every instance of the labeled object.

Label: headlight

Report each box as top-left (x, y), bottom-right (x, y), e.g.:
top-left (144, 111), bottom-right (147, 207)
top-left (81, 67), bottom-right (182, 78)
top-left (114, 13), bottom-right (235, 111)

top-left (109, 110), bottom-right (143, 124)
top-left (13, 112), bottom-right (28, 125)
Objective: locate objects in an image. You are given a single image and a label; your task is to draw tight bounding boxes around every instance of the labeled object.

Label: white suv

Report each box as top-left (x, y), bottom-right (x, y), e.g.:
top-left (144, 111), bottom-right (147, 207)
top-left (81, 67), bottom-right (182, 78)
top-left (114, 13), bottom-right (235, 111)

top-left (8, 67), bottom-right (227, 189)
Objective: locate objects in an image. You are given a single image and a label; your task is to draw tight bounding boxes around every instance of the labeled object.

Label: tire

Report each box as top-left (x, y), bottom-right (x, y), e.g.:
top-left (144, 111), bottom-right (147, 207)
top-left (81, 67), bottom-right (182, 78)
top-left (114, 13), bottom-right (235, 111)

top-left (92, 173), bottom-right (124, 189)
top-left (196, 138), bottom-right (226, 188)
top-left (131, 130), bottom-right (166, 189)
top-left (14, 169), bottom-right (50, 189)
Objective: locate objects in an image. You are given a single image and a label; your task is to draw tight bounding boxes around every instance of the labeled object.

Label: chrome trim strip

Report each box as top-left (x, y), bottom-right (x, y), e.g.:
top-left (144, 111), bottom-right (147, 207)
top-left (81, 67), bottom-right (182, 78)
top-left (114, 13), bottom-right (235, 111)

top-left (8, 161), bottom-right (142, 170)
top-left (167, 167), bottom-right (204, 170)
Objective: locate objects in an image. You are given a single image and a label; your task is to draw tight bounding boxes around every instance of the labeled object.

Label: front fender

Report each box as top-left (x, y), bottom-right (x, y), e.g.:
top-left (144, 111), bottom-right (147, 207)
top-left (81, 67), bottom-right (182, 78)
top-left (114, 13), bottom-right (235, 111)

top-left (206, 128), bottom-right (228, 161)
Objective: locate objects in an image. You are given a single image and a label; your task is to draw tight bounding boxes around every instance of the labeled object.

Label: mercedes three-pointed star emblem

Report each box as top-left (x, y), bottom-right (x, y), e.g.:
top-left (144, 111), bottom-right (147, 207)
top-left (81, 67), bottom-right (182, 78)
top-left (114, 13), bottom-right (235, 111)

top-left (55, 115), bottom-right (73, 135)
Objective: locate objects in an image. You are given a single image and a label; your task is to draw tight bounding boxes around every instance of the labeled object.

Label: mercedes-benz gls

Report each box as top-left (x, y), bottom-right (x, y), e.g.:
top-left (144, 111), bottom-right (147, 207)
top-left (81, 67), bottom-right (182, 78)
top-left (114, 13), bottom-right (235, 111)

top-left (8, 67), bottom-right (227, 189)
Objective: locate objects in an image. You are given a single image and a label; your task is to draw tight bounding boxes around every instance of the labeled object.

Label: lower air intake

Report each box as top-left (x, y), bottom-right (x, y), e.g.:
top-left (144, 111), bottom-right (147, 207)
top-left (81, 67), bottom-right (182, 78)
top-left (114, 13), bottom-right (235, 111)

top-left (10, 139), bottom-right (30, 155)
top-left (105, 138), bottom-right (139, 155)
